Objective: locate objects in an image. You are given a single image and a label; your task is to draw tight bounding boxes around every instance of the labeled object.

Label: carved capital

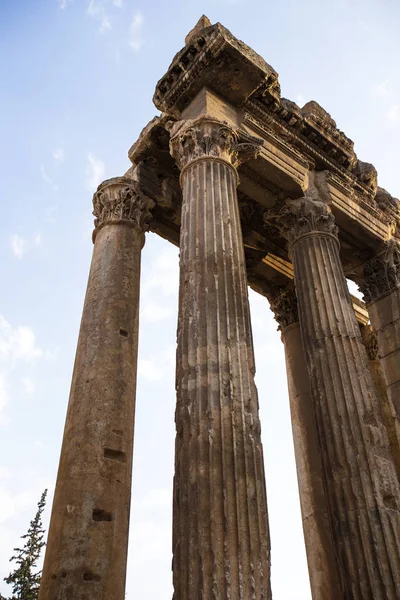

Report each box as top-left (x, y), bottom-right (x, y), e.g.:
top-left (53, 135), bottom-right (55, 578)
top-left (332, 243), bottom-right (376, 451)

top-left (268, 285), bottom-right (299, 331)
top-left (266, 196), bottom-right (338, 250)
top-left (92, 176), bottom-right (154, 241)
top-left (169, 115), bottom-right (263, 174)
top-left (356, 239), bottom-right (400, 303)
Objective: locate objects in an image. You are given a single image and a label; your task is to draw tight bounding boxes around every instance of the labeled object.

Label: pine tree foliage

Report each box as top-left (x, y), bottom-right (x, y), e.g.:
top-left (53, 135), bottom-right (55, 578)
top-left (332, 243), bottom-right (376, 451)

top-left (2, 489), bottom-right (47, 600)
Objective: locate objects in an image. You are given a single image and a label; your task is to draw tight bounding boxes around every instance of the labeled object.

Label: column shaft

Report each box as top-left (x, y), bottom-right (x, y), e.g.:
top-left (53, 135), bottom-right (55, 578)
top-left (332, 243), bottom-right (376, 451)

top-left (281, 319), bottom-right (342, 600)
top-left (39, 178), bottom-right (150, 600)
top-left (291, 225), bottom-right (400, 599)
top-left (172, 118), bottom-right (271, 600)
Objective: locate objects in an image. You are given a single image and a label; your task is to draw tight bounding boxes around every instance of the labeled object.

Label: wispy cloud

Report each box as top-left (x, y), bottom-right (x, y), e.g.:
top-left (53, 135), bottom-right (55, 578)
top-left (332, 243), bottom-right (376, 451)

top-left (87, 0), bottom-right (112, 33)
top-left (40, 165), bottom-right (58, 191)
top-left (0, 316), bottom-right (44, 364)
top-left (22, 377), bottom-right (36, 396)
top-left (10, 233), bottom-right (42, 259)
top-left (113, 0), bottom-right (123, 6)
top-left (86, 152), bottom-right (105, 191)
top-left (58, 0), bottom-right (71, 9)
top-left (129, 11), bottom-right (144, 51)
top-left (373, 80), bottom-right (390, 98)
top-left (53, 147), bottom-right (65, 164)
top-left (387, 104), bottom-right (400, 123)
top-left (11, 235), bottom-right (27, 259)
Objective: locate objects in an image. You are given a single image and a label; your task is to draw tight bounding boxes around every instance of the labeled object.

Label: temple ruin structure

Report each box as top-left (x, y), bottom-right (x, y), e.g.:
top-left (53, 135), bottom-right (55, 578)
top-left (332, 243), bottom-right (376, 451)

top-left (39, 16), bottom-right (400, 600)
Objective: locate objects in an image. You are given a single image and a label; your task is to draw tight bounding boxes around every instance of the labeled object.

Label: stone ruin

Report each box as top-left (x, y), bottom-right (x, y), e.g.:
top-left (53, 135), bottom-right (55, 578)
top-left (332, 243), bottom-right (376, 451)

top-left (38, 16), bottom-right (400, 600)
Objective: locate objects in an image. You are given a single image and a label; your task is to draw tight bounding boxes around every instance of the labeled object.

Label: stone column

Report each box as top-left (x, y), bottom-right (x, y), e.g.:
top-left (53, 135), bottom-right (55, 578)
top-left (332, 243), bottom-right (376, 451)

top-left (274, 197), bottom-right (400, 599)
top-left (39, 177), bottom-right (153, 600)
top-left (169, 116), bottom-right (272, 600)
top-left (269, 286), bottom-right (342, 600)
top-left (357, 241), bottom-right (400, 478)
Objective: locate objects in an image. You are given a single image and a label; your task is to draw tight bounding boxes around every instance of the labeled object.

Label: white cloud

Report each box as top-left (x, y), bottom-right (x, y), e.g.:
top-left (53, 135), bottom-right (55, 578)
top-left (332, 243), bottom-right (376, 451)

top-left (113, 0), bottom-right (123, 6)
top-left (22, 377), bottom-right (36, 395)
top-left (0, 316), bottom-right (44, 365)
top-left (40, 165), bottom-right (58, 191)
top-left (388, 104), bottom-right (400, 122)
top-left (11, 235), bottom-right (27, 259)
top-left (86, 152), bottom-right (105, 191)
top-left (373, 80), bottom-right (390, 97)
top-left (140, 300), bottom-right (173, 323)
top-left (53, 147), bottom-right (65, 163)
top-left (138, 346), bottom-right (175, 382)
top-left (0, 375), bottom-right (10, 419)
top-left (58, 0), bottom-right (70, 9)
top-left (129, 11), bottom-right (144, 51)
top-left (87, 0), bottom-right (112, 33)
top-left (11, 233), bottom-right (42, 259)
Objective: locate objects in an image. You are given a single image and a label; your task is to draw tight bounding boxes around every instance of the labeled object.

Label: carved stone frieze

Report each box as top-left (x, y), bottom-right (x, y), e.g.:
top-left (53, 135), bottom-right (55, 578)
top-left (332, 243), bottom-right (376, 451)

top-left (169, 115), bottom-right (263, 172)
top-left (268, 285), bottom-right (299, 330)
top-left (92, 176), bottom-right (154, 239)
top-left (356, 239), bottom-right (400, 303)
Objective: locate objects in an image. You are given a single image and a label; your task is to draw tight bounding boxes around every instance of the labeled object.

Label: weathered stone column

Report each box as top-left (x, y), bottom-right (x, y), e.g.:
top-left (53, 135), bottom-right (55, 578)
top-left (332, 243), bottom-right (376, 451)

top-left (357, 241), bottom-right (400, 478)
top-left (274, 196), bottom-right (400, 599)
top-left (170, 116), bottom-right (272, 600)
top-left (269, 286), bottom-right (342, 600)
top-left (360, 323), bottom-right (400, 479)
top-left (39, 177), bottom-right (153, 600)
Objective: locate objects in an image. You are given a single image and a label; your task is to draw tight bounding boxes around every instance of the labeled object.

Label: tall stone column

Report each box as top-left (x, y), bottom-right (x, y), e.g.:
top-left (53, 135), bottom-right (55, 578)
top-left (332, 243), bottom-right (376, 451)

top-left (169, 116), bottom-right (272, 600)
top-left (274, 197), bottom-right (400, 599)
top-left (269, 286), bottom-right (342, 600)
top-left (39, 177), bottom-right (153, 600)
top-left (357, 241), bottom-right (400, 478)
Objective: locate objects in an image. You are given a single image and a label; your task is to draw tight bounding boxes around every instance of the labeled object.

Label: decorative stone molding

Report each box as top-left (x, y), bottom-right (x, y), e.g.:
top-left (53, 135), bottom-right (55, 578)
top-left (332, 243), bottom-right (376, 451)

top-left (268, 285), bottom-right (298, 330)
top-left (360, 324), bottom-right (379, 361)
top-left (169, 115), bottom-right (263, 175)
top-left (266, 196), bottom-right (338, 251)
top-left (92, 176), bottom-right (154, 240)
top-left (357, 239), bottom-right (400, 303)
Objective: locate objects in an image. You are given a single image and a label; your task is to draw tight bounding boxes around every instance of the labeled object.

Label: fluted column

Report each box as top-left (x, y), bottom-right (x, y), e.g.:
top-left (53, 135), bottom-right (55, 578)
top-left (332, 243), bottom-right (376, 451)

top-left (357, 241), bottom-right (400, 478)
top-left (169, 116), bottom-right (272, 600)
top-left (269, 286), bottom-right (342, 600)
top-left (39, 177), bottom-right (153, 600)
top-left (274, 197), bottom-right (400, 599)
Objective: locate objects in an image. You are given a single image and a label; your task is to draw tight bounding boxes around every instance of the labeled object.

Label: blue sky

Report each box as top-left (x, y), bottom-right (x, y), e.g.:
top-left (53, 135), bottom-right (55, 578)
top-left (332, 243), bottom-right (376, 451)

top-left (0, 0), bottom-right (399, 598)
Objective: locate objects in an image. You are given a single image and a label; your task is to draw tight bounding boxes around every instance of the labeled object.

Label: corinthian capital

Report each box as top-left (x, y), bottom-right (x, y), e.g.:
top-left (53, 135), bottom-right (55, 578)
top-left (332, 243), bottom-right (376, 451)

top-left (356, 239), bottom-right (400, 303)
top-left (268, 285), bottom-right (299, 331)
top-left (169, 115), bottom-right (263, 172)
top-left (92, 176), bottom-right (154, 240)
top-left (266, 197), bottom-right (338, 251)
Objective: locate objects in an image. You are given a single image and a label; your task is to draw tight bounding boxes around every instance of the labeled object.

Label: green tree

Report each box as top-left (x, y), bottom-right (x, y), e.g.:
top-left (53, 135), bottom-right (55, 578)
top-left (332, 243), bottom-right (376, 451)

top-left (2, 489), bottom-right (47, 600)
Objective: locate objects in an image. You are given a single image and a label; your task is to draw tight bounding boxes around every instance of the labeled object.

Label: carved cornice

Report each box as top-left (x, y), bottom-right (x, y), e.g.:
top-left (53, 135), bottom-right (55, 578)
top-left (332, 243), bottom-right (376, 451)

top-left (92, 176), bottom-right (154, 241)
top-left (169, 116), bottom-right (263, 175)
top-left (266, 197), bottom-right (338, 251)
top-left (355, 239), bottom-right (400, 303)
top-left (268, 285), bottom-right (299, 330)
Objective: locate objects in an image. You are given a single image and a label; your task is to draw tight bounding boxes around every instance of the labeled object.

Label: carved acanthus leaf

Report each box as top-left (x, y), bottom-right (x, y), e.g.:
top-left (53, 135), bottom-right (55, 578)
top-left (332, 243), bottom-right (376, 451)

top-left (356, 239), bottom-right (400, 303)
top-left (268, 285), bottom-right (298, 331)
top-left (92, 176), bottom-right (154, 238)
top-left (360, 325), bottom-right (379, 361)
top-left (265, 196), bottom-right (338, 248)
top-left (169, 116), bottom-right (263, 171)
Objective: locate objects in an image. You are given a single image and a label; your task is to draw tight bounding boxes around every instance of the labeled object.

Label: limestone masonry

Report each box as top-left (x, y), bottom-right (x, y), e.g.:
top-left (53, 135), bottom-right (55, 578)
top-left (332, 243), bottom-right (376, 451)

top-left (39, 16), bottom-right (400, 600)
